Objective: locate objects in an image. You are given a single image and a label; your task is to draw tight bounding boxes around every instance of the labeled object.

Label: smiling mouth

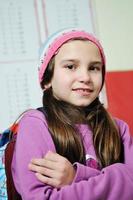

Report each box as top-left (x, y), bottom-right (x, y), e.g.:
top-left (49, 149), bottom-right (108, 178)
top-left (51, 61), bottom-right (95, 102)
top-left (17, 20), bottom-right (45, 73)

top-left (72, 88), bottom-right (93, 96)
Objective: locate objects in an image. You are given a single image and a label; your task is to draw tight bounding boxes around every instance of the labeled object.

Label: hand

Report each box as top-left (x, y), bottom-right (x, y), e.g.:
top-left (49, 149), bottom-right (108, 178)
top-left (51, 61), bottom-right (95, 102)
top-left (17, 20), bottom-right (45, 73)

top-left (28, 151), bottom-right (76, 188)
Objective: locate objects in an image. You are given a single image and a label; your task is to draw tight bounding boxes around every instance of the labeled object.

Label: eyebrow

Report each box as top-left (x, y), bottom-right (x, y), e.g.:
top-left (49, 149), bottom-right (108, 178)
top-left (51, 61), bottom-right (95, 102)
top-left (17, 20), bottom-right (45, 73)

top-left (60, 59), bottom-right (102, 65)
top-left (89, 61), bottom-right (103, 65)
top-left (60, 59), bottom-right (78, 64)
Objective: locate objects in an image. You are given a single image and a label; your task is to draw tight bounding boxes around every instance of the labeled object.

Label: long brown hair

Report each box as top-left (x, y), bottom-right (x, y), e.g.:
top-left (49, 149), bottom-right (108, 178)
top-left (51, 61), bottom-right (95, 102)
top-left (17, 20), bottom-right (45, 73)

top-left (41, 44), bottom-right (123, 169)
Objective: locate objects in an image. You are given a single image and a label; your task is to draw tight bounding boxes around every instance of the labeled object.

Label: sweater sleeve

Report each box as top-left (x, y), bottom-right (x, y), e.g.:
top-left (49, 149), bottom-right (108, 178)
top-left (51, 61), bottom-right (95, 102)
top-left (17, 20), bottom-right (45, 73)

top-left (73, 118), bottom-right (133, 182)
top-left (12, 111), bottom-right (133, 200)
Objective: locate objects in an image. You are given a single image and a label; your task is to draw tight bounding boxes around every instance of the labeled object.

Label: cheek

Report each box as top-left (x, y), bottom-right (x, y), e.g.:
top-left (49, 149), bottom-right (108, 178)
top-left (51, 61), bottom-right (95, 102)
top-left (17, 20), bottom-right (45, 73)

top-left (53, 69), bottom-right (72, 86)
top-left (95, 75), bottom-right (103, 90)
top-left (51, 73), bottom-right (70, 91)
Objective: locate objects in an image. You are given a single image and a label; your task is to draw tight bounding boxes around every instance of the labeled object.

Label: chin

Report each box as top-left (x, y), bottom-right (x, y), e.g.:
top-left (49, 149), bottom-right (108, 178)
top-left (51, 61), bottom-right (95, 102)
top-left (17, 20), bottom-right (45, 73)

top-left (73, 102), bottom-right (92, 107)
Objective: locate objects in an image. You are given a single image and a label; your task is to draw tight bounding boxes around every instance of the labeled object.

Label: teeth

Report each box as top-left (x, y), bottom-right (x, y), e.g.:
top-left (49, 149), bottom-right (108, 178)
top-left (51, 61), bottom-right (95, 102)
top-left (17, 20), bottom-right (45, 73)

top-left (73, 88), bottom-right (91, 92)
top-left (79, 89), bottom-right (88, 91)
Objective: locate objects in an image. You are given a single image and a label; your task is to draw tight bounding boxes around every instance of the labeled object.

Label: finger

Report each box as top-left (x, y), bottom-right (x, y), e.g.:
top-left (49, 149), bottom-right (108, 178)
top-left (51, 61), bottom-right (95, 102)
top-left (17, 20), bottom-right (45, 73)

top-left (45, 153), bottom-right (71, 173)
top-left (29, 161), bottom-right (68, 182)
top-left (29, 158), bottom-right (61, 172)
top-left (30, 158), bottom-right (57, 170)
top-left (45, 151), bottom-right (68, 163)
top-left (35, 173), bottom-right (62, 188)
top-left (28, 163), bottom-right (45, 173)
top-left (29, 163), bottom-right (58, 178)
top-left (45, 151), bottom-right (60, 161)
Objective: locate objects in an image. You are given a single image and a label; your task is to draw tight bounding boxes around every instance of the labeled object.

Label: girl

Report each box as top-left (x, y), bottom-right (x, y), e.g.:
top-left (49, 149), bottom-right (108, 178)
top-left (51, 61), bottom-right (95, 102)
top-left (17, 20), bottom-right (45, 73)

top-left (12, 28), bottom-right (133, 200)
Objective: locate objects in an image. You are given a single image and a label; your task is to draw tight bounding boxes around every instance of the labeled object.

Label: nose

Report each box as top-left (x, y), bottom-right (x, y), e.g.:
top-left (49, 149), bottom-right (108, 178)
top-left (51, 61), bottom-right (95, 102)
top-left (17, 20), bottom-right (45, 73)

top-left (78, 69), bottom-right (91, 83)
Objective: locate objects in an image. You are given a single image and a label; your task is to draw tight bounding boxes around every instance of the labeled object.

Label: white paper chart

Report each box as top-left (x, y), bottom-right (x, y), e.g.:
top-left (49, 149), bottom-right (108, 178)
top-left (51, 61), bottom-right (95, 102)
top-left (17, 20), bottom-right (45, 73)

top-left (35, 0), bottom-right (97, 44)
top-left (0, 0), bottom-right (42, 131)
top-left (43, 0), bottom-right (95, 36)
top-left (0, 61), bottom-right (42, 130)
top-left (0, 0), bottom-right (105, 131)
top-left (0, 0), bottom-right (40, 62)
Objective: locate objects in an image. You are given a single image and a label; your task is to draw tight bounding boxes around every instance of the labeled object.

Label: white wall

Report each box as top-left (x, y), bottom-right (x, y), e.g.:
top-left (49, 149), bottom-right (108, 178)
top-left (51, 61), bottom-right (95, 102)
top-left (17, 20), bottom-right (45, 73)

top-left (0, 0), bottom-right (132, 131)
top-left (94, 0), bottom-right (133, 71)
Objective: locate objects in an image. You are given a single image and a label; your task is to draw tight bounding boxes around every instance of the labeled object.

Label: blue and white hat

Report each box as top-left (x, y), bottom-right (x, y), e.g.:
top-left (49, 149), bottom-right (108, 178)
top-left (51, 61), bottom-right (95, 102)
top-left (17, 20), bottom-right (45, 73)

top-left (38, 28), bottom-right (106, 86)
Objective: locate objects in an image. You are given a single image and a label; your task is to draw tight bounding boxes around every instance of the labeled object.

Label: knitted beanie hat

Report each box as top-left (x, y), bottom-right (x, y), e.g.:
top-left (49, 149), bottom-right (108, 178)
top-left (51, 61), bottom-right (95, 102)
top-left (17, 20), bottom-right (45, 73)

top-left (38, 28), bottom-right (106, 86)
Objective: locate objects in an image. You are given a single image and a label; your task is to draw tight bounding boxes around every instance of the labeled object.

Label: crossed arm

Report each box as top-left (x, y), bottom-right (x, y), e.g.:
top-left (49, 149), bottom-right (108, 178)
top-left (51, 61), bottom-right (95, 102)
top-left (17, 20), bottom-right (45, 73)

top-left (12, 111), bottom-right (133, 200)
top-left (28, 151), bottom-right (76, 188)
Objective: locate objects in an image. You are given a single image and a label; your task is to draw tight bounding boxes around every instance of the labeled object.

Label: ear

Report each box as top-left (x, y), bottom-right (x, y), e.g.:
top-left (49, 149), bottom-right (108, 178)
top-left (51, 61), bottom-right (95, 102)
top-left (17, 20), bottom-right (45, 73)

top-left (43, 83), bottom-right (52, 91)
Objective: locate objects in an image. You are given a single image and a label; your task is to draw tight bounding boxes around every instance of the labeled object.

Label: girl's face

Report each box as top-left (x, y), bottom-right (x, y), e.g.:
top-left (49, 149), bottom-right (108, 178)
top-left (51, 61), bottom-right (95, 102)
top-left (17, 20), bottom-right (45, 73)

top-left (49, 40), bottom-right (103, 107)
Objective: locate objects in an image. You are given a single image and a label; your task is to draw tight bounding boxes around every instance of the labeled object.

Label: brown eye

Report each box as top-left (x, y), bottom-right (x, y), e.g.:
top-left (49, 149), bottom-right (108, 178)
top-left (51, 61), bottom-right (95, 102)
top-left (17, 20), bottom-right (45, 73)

top-left (66, 64), bottom-right (76, 70)
top-left (67, 65), bottom-right (74, 69)
top-left (89, 65), bottom-right (101, 71)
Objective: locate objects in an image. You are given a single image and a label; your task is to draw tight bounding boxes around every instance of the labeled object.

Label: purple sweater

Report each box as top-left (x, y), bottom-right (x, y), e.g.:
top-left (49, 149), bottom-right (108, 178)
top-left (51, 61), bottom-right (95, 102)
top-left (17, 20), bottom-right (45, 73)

top-left (12, 109), bottom-right (133, 200)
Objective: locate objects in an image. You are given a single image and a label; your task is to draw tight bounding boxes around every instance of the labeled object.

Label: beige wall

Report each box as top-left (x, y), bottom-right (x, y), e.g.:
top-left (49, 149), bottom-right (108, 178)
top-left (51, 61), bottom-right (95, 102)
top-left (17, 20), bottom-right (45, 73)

top-left (94, 0), bottom-right (133, 71)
